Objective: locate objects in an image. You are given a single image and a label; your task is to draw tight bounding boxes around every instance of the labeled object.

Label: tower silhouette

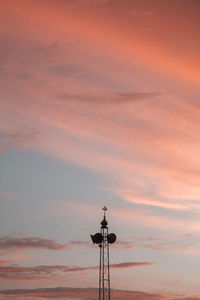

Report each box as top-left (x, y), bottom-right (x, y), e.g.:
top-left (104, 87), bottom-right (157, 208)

top-left (90, 207), bottom-right (117, 300)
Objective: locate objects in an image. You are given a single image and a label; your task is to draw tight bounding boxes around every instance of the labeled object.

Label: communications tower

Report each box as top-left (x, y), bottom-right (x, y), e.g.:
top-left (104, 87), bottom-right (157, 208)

top-left (90, 206), bottom-right (117, 300)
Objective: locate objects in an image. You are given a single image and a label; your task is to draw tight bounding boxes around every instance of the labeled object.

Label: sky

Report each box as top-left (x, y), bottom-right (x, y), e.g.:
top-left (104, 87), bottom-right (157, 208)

top-left (0, 0), bottom-right (200, 299)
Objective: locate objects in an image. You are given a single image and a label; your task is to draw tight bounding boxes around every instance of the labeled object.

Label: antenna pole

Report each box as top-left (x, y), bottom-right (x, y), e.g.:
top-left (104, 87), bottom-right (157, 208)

top-left (99, 244), bottom-right (102, 300)
top-left (100, 206), bottom-right (109, 300)
top-left (90, 206), bottom-right (116, 300)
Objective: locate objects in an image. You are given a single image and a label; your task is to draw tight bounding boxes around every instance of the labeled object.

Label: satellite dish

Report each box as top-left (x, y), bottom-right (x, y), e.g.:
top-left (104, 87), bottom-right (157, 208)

top-left (107, 233), bottom-right (116, 244)
top-left (90, 233), bottom-right (103, 244)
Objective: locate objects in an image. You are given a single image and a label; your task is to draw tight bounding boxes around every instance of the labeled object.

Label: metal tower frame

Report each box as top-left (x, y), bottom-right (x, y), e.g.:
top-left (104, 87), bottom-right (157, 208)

top-left (90, 207), bottom-right (116, 300)
top-left (99, 206), bottom-right (110, 300)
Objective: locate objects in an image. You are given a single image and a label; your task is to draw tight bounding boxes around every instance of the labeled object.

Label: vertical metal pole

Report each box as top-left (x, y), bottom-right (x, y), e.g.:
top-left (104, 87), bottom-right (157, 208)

top-left (107, 240), bottom-right (110, 300)
top-left (102, 227), bottom-right (105, 300)
top-left (97, 206), bottom-right (114, 300)
top-left (99, 244), bottom-right (102, 300)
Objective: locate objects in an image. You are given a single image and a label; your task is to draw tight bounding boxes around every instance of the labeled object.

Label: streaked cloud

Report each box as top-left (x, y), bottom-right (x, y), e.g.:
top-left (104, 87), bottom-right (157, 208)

top-left (110, 262), bottom-right (154, 269)
top-left (0, 261), bottom-right (153, 280)
top-left (0, 129), bottom-right (40, 154)
top-left (0, 286), bottom-right (197, 300)
top-left (0, 260), bottom-right (8, 265)
top-left (58, 91), bottom-right (164, 104)
top-left (116, 234), bottom-right (200, 253)
top-left (0, 236), bottom-right (68, 252)
top-left (1, 0), bottom-right (200, 296)
top-left (113, 240), bottom-right (134, 249)
top-left (0, 235), bottom-right (136, 253)
top-left (48, 64), bottom-right (89, 79)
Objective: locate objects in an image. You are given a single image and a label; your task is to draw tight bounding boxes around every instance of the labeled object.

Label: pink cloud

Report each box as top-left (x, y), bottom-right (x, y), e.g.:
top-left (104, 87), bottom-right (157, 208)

top-left (0, 236), bottom-right (70, 252)
top-left (1, 0), bottom-right (200, 237)
top-left (3, 93), bottom-right (200, 217)
top-left (0, 261), bottom-right (153, 280)
top-left (0, 1), bottom-right (200, 297)
top-left (0, 260), bottom-right (8, 265)
top-left (110, 262), bottom-right (154, 269)
top-left (113, 240), bottom-right (134, 249)
top-left (0, 286), bottom-right (198, 300)
top-left (113, 234), bottom-right (200, 253)
top-left (0, 235), bottom-right (136, 254)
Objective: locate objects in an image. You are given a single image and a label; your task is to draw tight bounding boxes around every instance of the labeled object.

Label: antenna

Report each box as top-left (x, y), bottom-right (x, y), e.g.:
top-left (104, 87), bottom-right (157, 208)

top-left (90, 207), bottom-right (117, 300)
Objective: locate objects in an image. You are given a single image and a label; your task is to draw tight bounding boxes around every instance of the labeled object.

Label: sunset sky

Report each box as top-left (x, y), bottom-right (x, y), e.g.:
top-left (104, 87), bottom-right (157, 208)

top-left (1, 0), bottom-right (200, 299)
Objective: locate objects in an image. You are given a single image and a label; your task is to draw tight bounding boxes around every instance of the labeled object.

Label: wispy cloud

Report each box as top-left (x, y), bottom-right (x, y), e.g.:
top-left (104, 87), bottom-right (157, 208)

top-left (58, 91), bottom-right (164, 104)
top-left (48, 64), bottom-right (89, 79)
top-left (113, 240), bottom-right (134, 249)
top-left (0, 286), bottom-right (197, 300)
top-left (110, 262), bottom-right (154, 269)
top-left (0, 260), bottom-right (8, 265)
top-left (69, 233), bottom-right (200, 253)
top-left (1, 0), bottom-right (200, 222)
top-left (0, 128), bottom-right (40, 154)
top-left (0, 236), bottom-right (68, 252)
top-left (0, 261), bottom-right (153, 280)
top-left (116, 234), bottom-right (200, 253)
top-left (1, 1), bottom-right (200, 295)
top-left (0, 235), bottom-right (138, 253)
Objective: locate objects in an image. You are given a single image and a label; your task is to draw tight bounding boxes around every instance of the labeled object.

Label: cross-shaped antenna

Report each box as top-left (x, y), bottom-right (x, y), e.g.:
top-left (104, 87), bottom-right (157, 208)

top-left (102, 206), bottom-right (107, 217)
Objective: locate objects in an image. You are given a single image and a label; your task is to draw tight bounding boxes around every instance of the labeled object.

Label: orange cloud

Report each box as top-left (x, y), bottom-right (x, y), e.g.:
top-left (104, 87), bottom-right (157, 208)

top-left (1, 0), bottom-right (200, 89)
top-left (110, 262), bottom-right (154, 269)
top-left (1, 0), bottom-right (199, 87)
top-left (1, 0), bottom-right (200, 234)
top-left (1, 1), bottom-right (200, 296)
top-left (0, 260), bottom-right (8, 265)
